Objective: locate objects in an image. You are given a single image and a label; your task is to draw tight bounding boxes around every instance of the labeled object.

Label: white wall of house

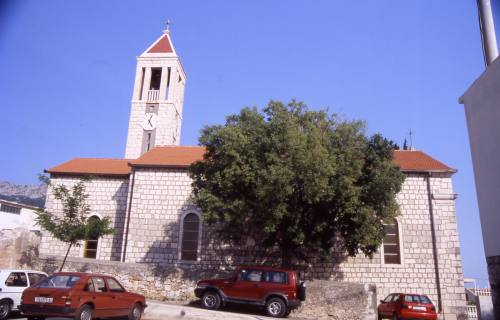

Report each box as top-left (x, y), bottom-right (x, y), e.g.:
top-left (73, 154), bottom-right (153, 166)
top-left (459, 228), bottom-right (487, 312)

top-left (460, 57), bottom-right (500, 259)
top-left (0, 200), bottom-right (40, 231)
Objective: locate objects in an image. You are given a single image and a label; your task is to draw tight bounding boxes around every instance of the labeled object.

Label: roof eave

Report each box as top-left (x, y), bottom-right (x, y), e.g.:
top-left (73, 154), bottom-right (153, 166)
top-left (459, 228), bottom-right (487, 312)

top-left (44, 170), bottom-right (130, 177)
top-left (128, 163), bottom-right (189, 169)
top-left (401, 169), bottom-right (458, 174)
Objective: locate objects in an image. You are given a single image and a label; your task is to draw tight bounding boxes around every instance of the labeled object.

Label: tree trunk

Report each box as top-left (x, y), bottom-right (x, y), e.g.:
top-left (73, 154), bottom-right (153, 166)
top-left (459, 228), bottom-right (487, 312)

top-left (281, 246), bottom-right (294, 270)
top-left (59, 243), bottom-right (73, 272)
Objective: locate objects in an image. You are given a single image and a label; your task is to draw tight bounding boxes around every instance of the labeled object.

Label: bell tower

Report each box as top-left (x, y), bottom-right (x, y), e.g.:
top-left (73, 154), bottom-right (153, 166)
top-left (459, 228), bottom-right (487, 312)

top-left (125, 26), bottom-right (187, 159)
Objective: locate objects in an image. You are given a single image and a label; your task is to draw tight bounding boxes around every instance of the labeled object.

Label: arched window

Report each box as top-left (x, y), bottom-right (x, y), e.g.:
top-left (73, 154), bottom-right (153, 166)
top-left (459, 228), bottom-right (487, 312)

top-left (84, 216), bottom-right (100, 259)
top-left (383, 219), bottom-right (401, 264)
top-left (180, 213), bottom-right (200, 261)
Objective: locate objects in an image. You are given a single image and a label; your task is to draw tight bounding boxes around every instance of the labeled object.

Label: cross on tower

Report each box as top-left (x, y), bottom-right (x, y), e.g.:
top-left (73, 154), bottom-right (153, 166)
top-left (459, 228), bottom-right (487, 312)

top-left (164, 20), bottom-right (172, 31)
top-left (407, 128), bottom-right (415, 147)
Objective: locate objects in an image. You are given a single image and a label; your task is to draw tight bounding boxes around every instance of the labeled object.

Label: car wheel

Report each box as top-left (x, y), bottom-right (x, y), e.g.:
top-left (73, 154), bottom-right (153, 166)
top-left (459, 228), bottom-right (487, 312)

top-left (266, 298), bottom-right (286, 318)
top-left (128, 303), bottom-right (142, 320)
top-left (74, 304), bottom-right (93, 320)
top-left (0, 300), bottom-right (11, 320)
top-left (393, 313), bottom-right (399, 320)
top-left (201, 291), bottom-right (220, 310)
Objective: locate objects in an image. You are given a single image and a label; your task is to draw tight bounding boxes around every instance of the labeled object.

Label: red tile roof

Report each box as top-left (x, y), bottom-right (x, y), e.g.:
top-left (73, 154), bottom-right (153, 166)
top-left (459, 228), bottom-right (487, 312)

top-left (45, 147), bottom-right (454, 176)
top-left (45, 159), bottom-right (132, 176)
top-left (146, 34), bottom-right (173, 54)
top-left (394, 150), bottom-right (454, 171)
top-left (130, 146), bottom-right (205, 167)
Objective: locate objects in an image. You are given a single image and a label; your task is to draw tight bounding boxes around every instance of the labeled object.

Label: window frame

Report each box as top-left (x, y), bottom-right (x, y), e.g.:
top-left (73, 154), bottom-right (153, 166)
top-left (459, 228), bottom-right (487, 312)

top-left (178, 211), bottom-right (202, 263)
top-left (79, 214), bottom-right (103, 260)
top-left (0, 204), bottom-right (21, 215)
top-left (380, 218), bottom-right (405, 268)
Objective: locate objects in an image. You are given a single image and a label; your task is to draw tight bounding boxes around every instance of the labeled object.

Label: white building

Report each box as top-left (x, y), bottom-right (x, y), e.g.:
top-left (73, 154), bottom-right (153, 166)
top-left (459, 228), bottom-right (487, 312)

top-left (0, 199), bottom-right (40, 231)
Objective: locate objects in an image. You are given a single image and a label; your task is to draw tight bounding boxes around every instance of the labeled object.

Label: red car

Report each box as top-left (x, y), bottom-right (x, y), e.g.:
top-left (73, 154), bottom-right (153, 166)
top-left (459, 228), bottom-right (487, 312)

top-left (195, 266), bottom-right (306, 318)
top-left (18, 272), bottom-right (146, 320)
top-left (378, 293), bottom-right (437, 320)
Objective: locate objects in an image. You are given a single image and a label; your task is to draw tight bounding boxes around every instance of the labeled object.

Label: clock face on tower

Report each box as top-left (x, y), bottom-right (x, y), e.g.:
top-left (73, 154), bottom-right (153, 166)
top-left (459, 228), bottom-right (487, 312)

top-left (141, 113), bottom-right (158, 130)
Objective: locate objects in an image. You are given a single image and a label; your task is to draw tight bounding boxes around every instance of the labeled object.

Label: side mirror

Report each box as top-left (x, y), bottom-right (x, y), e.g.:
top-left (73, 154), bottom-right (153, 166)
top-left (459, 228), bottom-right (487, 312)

top-left (380, 300), bottom-right (385, 303)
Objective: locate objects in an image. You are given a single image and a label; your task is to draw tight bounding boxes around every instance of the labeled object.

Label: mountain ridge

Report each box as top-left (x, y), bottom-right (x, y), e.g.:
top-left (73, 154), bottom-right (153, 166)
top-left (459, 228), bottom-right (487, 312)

top-left (0, 180), bottom-right (47, 207)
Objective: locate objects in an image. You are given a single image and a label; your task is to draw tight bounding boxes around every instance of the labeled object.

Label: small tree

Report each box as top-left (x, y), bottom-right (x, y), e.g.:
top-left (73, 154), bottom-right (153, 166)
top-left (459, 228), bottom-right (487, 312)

top-left (35, 174), bottom-right (116, 271)
top-left (189, 100), bottom-right (406, 269)
top-left (403, 138), bottom-right (408, 150)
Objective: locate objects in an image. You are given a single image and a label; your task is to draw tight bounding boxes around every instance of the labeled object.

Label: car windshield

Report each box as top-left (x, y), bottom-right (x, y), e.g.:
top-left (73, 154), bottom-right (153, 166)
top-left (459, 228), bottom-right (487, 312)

top-left (404, 295), bottom-right (432, 304)
top-left (36, 275), bottom-right (82, 288)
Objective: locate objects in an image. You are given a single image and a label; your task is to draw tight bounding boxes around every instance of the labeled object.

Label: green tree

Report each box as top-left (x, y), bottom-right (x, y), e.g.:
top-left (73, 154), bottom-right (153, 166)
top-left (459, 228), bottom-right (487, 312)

top-left (35, 174), bottom-right (116, 271)
top-left (189, 100), bottom-right (405, 269)
top-left (403, 138), bottom-right (408, 150)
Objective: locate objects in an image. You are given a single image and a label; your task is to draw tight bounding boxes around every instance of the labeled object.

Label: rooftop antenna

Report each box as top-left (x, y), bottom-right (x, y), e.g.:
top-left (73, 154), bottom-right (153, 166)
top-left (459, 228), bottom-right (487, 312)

top-left (407, 128), bottom-right (415, 148)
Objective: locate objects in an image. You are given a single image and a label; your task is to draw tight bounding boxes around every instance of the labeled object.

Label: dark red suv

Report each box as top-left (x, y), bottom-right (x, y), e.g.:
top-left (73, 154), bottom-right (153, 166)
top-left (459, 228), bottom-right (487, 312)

top-left (194, 266), bottom-right (306, 318)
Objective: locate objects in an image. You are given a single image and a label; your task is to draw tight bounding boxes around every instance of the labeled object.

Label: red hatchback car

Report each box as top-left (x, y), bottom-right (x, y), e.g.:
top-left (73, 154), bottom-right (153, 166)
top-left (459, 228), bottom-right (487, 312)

top-left (378, 293), bottom-right (437, 320)
top-left (18, 272), bottom-right (146, 320)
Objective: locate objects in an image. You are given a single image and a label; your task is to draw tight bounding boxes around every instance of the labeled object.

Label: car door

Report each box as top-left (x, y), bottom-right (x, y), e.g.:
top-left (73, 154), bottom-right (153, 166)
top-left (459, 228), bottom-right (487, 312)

top-left (27, 272), bottom-right (47, 286)
top-left (85, 277), bottom-right (113, 318)
top-left (224, 269), bottom-right (264, 301)
top-left (262, 270), bottom-right (291, 299)
top-left (379, 294), bottom-right (393, 317)
top-left (105, 277), bottom-right (132, 316)
top-left (4, 272), bottom-right (29, 310)
top-left (389, 294), bottom-right (401, 316)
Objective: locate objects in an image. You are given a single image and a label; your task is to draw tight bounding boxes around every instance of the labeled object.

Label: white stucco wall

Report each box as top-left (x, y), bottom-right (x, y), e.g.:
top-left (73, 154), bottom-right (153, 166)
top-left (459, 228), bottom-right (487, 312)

top-left (459, 56), bottom-right (500, 258)
top-left (0, 200), bottom-right (40, 231)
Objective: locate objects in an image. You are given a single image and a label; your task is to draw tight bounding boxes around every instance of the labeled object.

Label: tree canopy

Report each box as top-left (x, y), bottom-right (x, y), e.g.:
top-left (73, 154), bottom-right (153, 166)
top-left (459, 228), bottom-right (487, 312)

top-left (188, 100), bottom-right (405, 269)
top-left (35, 174), bottom-right (116, 271)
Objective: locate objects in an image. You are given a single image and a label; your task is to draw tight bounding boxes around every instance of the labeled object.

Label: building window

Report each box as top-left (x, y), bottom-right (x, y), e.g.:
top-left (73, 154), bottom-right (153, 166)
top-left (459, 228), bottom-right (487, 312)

top-left (383, 219), bottom-right (401, 264)
top-left (1, 204), bottom-right (21, 215)
top-left (141, 129), bottom-right (156, 155)
top-left (84, 216), bottom-right (100, 259)
top-left (180, 212), bottom-right (200, 261)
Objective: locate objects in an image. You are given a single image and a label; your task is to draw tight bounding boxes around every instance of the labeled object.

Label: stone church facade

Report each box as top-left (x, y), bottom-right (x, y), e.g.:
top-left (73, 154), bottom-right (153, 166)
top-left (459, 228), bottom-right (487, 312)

top-left (39, 29), bottom-right (467, 319)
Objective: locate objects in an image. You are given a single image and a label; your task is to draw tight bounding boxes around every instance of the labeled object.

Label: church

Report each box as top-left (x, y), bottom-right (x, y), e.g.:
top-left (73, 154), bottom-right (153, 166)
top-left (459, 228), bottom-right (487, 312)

top-left (39, 28), bottom-right (466, 319)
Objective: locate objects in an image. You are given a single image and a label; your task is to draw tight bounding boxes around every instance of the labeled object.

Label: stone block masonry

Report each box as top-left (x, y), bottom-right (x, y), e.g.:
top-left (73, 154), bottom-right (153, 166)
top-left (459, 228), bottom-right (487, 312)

top-left (40, 176), bottom-right (129, 261)
top-left (39, 169), bottom-right (467, 320)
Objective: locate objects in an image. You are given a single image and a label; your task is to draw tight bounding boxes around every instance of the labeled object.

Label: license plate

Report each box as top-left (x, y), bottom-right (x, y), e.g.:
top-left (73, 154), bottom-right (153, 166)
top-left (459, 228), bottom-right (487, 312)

top-left (413, 306), bottom-right (426, 311)
top-left (35, 297), bottom-right (53, 303)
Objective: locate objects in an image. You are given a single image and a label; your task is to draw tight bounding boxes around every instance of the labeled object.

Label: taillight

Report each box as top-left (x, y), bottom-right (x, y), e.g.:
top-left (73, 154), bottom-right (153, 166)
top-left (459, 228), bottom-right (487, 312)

top-left (401, 304), bottom-right (408, 309)
top-left (62, 295), bottom-right (72, 306)
top-left (431, 306), bottom-right (436, 311)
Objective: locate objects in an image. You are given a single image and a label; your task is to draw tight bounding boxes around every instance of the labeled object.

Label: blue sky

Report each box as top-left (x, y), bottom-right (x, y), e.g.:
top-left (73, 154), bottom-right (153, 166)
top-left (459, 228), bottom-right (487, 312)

top-left (0, 1), bottom-right (496, 287)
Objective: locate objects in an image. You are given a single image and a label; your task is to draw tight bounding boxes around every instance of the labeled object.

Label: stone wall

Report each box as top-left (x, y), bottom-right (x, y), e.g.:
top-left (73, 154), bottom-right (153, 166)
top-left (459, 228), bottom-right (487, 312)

top-left (301, 280), bottom-right (377, 320)
top-left (0, 228), bottom-right (41, 269)
top-left (37, 255), bottom-right (377, 320)
top-left (39, 176), bottom-right (129, 261)
top-left (40, 170), bottom-right (467, 319)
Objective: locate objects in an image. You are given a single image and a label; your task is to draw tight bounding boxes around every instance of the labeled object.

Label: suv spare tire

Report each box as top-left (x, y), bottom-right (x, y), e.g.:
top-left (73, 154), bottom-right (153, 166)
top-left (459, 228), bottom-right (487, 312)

top-left (298, 282), bottom-right (307, 301)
